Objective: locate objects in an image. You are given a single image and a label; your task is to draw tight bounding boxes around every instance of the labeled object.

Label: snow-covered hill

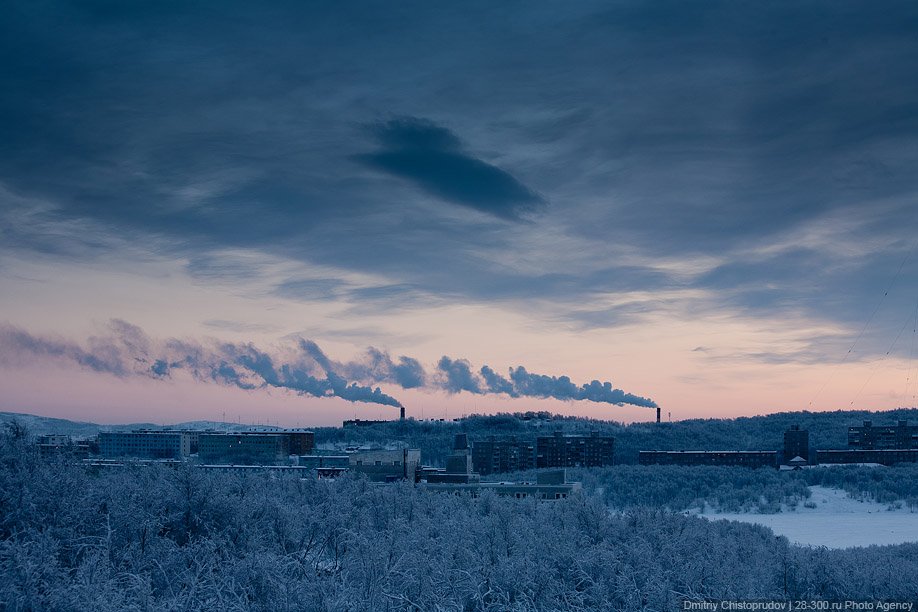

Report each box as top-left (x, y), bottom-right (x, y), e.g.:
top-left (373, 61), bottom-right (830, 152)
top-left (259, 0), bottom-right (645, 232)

top-left (0, 411), bottom-right (275, 438)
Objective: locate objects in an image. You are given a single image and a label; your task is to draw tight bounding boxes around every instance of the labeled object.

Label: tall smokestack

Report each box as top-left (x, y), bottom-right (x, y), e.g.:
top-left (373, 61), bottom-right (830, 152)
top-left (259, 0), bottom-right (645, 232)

top-left (656, 406), bottom-right (661, 423)
top-left (400, 406), bottom-right (405, 420)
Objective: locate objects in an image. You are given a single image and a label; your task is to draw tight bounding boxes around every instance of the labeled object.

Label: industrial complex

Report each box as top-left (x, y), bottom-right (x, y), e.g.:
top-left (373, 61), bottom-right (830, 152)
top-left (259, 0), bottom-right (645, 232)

top-left (30, 419), bottom-right (918, 493)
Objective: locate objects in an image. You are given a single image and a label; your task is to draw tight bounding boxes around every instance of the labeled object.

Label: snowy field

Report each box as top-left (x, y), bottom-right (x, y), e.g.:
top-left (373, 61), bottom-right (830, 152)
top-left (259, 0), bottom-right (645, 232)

top-left (699, 486), bottom-right (918, 549)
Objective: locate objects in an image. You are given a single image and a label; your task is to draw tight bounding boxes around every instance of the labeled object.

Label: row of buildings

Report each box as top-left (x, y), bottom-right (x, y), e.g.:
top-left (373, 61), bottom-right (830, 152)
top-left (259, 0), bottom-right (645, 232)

top-left (98, 429), bottom-right (317, 463)
top-left (39, 429), bottom-right (318, 464)
top-left (639, 421), bottom-right (918, 468)
top-left (79, 430), bottom-right (584, 499)
top-left (37, 419), bottom-right (918, 474)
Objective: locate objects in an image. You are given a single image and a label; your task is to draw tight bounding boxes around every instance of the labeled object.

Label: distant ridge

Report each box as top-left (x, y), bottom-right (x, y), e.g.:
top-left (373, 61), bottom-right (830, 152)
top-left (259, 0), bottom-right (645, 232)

top-left (0, 411), bottom-right (279, 438)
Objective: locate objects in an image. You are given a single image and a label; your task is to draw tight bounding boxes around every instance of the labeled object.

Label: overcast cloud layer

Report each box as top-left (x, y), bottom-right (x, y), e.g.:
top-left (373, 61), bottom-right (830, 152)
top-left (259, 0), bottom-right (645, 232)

top-left (2, 1), bottom-right (918, 420)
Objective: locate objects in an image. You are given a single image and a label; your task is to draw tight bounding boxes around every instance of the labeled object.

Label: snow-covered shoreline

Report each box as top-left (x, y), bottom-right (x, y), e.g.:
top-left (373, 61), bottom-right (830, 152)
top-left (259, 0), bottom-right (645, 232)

top-left (698, 486), bottom-right (918, 549)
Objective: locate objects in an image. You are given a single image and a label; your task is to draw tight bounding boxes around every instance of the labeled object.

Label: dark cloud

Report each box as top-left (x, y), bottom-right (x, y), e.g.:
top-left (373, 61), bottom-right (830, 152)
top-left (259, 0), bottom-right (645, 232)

top-left (355, 117), bottom-right (544, 219)
top-left (1, 1), bottom-right (917, 335)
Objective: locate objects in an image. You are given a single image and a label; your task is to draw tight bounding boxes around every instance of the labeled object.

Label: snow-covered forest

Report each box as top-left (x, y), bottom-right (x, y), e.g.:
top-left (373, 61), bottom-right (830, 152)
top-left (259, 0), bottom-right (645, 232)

top-left (2, 426), bottom-right (918, 611)
top-left (527, 464), bottom-right (918, 512)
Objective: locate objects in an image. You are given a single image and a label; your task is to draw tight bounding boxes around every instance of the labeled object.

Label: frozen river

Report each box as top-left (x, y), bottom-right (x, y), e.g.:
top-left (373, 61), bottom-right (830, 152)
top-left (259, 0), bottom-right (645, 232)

top-left (699, 486), bottom-right (918, 549)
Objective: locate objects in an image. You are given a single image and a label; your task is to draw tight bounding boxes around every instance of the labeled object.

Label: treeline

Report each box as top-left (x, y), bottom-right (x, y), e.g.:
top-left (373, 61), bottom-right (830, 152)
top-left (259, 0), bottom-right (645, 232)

top-left (313, 408), bottom-right (918, 466)
top-left (491, 464), bottom-right (918, 513)
top-left (3, 427), bottom-right (918, 610)
top-left (531, 466), bottom-right (810, 513)
top-left (798, 465), bottom-right (918, 508)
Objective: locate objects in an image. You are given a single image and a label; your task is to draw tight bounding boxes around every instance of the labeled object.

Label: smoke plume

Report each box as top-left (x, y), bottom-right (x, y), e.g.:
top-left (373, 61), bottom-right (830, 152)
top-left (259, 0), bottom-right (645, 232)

top-left (436, 358), bottom-right (658, 409)
top-left (0, 320), bottom-right (658, 411)
top-left (0, 321), bottom-right (402, 408)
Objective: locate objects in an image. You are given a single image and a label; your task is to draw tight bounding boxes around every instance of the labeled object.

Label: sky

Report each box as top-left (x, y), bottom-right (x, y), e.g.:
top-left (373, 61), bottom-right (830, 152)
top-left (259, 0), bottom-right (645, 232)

top-left (2, 1), bottom-right (918, 426)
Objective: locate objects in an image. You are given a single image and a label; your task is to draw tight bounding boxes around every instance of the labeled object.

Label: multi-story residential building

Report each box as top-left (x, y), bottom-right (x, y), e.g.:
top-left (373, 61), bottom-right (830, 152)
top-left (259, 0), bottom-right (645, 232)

top-left (237, 429), bottom-right (314, 454)
top-left (471, 432), bottom-right (616, 475)
top-left (535, 431), bottom-right (615, 469)
top-left (198, 433), bottom-right (291, 465)
top-left (848, 420), bottom-right (918, 450)
top-left (782, 425), bottom-right (811, 464)
top-left (471, 437), bottom-right (536, 475)
top-left (98, 431), bottom-right (192, 459)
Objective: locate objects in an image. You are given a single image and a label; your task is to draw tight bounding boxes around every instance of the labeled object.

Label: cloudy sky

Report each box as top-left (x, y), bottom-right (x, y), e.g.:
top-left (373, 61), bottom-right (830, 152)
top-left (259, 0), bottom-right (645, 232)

top-left (2, 1), bottom-right (918, 426)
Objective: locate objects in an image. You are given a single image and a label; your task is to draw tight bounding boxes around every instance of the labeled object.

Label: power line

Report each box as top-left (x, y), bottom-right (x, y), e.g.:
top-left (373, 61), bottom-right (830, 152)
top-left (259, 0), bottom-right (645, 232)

top-left (807, 244), bottom-right (914, 409)
top-left (849, 299), bottom-right (918, 407)
top-left (904, 299), bottom-right (918, 406)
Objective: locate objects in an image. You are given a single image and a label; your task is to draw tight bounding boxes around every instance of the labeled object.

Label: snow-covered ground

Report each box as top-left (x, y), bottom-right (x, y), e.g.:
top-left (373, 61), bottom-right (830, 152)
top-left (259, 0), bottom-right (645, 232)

top-left (699, 486), bottom-right (918, 549)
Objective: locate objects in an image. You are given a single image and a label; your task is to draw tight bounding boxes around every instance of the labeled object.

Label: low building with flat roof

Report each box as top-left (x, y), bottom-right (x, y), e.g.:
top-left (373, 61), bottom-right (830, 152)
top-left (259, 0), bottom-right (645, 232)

top-left (638, 450), bottom-right (778, 468)
top-left (36, 434), bottom-right (91, 459)
top-left (816, 449), bottom-right (918, 466)
top-left (349, 448), bottom-right (421, 482)
top-left (425, 469), bottom-right (581, 500)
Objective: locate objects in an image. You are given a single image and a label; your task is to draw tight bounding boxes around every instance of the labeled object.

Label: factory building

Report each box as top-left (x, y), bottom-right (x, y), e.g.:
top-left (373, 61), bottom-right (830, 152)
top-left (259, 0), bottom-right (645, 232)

top-left (349, 448), bottom-right (421, 482)
top-left (848, 420), bottom-right (918, 450)
top-left (99, 431), bottom-right (192, 459)
top-left (421, 433), bottom-right (482, 484)
top-left (638, 450), bottom-right (779, 468)
top-left (536, 431), bottom-right (615, 469)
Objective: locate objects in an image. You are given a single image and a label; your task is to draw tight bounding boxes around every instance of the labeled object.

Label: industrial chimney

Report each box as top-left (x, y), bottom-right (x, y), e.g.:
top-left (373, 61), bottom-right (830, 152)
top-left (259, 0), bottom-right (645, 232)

top-left (400, 406), bottom-right (406, 421)
top-left (656, 406), bottom-right (661, 423)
